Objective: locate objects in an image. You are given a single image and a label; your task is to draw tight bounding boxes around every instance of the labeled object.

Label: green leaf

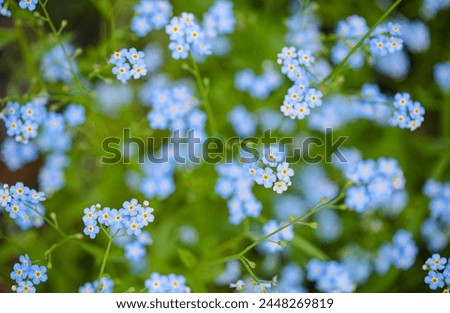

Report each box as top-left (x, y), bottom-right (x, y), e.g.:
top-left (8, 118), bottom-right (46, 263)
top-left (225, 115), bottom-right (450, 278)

top-left (0, 28), bottom-right (16, 49)
top-left (177, 248), bottom-right (197, 269)
top-left (88, 0), bottom-right (111, 18)
top-left (291, 236), bottom-right (329, 261)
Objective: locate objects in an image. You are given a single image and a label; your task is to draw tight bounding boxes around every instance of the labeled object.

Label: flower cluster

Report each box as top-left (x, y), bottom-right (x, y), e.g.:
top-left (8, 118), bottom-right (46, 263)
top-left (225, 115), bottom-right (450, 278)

top-left (423, 254), bottom-right (450, 291)
top-left (0, 183), bottom-right (45, 230)
top-left (10, 255), bottom-right (47, 293)
top-left (197, 0), bottom-right (235, 57)
top-left (1, 97), bottom-right (85, 193)
top-left (215, 260), bottom-right (241, 287)
top-left (331, 16), bottom-right (403, 69)
top-left (228, 105), bottom-right (256, 137)
top-left (278, 263), bottom-right (308, 292)
top-left (343, 157), bottom-right (406, 213)
top-left (127, 152), bottom-right (176, 201)
top-left (79, 277), bottom-right (114, 293)
top-left (230, 278), bottom-right (276, 293)
top-left (82, 199), bottom-right (154, 240)
top-left (374, 230), bottom-right (418, 274)
top-left (202, 0), bottom-right (235, 39)
top-left (110, 48), bottom-right (147, 83)
top-left (215, 162), bottom-right (262, 225)
top-left (41, 44), bottom-right (79, 83)
top-left (131, 0), bottom-right (173, 37)
top-left (390, 92), bottom-right (425, 131)
top-left (1, 100), bottom-right (46, 143)
top-left (145, 273), bottom-right (190, 293)
top-left (308, 85), bottom-right (425, 132)
top-left (258, 220), bottom-right (294, 254)
top-left (421, 0), bottom-right (450, 20)
top-left (277, 46), bottom-right (323, 120)
top-left (0, 139), bottom-right (38, 171)
top-left (19, 0), bottom-right (38, 11)
top-left (250, 147), bottom-right (295, 194)
top-left (235, 63), bottom-right (283, 99)
top-left (368, 22), bottom-right (403, 57)
top-left (145, 82), bottom-right (206, 135)
top-left (306, 259), bottom-right (355, 293)
top-left (285, 3), bottom-right (322, 54)
top-left (434, 62), bottom-right (450, 93)
top-left (165, 12), bottom-right (211, 60)
top-left (421, 180), bottom-right (450, 251)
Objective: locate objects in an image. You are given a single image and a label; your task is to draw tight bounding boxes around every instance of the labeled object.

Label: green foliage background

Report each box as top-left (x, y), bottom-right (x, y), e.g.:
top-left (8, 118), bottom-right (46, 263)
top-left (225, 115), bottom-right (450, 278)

top-left (0, 0), bottom-right (449, 292)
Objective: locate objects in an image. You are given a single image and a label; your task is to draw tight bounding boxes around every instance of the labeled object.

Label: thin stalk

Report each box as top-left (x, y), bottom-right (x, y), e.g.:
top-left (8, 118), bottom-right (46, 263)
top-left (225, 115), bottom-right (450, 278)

top-left (96, 235), bottom-right (113, 292)
top-left (318, 0), bottom-right (403, 88)
top-left (38, 0), bottom-right (86, 94)
top-left (190, 53), bottom-right (218, 135)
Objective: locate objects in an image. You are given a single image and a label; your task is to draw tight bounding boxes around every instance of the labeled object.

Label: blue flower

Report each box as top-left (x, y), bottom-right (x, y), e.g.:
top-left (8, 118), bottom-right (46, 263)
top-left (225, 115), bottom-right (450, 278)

top-left (109, 48), bottom-right (128, 65)
top-left (19, 0), bottom-right (38, 11)
top-left (112, 62), bottom-right (131, 83)
top-left (146, 273), bottom-right (170, 293)
top-left (16, 281), bottom-right (36, 293)
top-left (276, 162), bottom-right (294, 183)
top-left (41, 44), bottom-right (78, 83)
top-left (5, 118), bottom-right (22, 137)
top-left (83, 220), bottom-right (100, 239)
top-left (98, 207), bottom-right (113, 226)
top-left (82, 205), bottom-right (98, 224)
top-left (345, 186), bottom-right (370, 212)
top-left (254, 167), bottom-right (276, 188)
top-left (28, 189), bottom-right (46, 204)
top-left (168, 41), bottom-right (190, 59)
top-left (424, 271), bottom-right (445, 290)
top-left (426, 254), bottom-right (447, 271)
top-left (30, 265), bottom-right (48, 285)
top-left (131, 0), bottom-right (172, 37)
top-left (10, 263), bottom-right (28, 282)
top-left (122, 199), bottom-right (141, 216)
top-left (64, 104), bottom-right (85, 127)
top-left (0, 188), bottom-right (11, 206)
top-left (434, 62), bottom-right (450, 93)
top-left (124, 241), bottom-right (146, 262)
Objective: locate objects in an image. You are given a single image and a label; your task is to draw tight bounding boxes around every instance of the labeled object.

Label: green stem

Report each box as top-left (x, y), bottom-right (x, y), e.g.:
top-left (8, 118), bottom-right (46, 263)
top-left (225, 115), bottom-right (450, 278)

top-left (318, 0), bottom-right (403, 88)
top-left (96, 234), bottom-right (114, 293)
top-left (443, 94), bottom-right (450, 140)
top-left (27, 204), bottom-right (67, 238)
top-left (239, 256), bottom-right (260, 284)
top-left (38, 0), bottom-right (86, 94)
top-left (13, 12), bottom-right (42, 94)
top-left (239, 192), bottom-right (345, 258)
top-left (44, 234), bottom-right (83, 257)
top-left (212, 184), bottom-right (349, 281)
top-left (190, 53), bottom-right (218, 135)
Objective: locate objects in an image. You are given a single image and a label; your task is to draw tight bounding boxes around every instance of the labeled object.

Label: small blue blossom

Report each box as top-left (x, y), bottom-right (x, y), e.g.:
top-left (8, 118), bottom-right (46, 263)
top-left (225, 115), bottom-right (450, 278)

top-left (424, 271), bottom-right (445, 290)
top-left (434, 62), bottom-right (450, 93)
top-left (131, 0), bottom-right (173, 37)
top-left (110, 49), bottom-right (147, 83)
top-left (145, 273), bottom-right (190, 293)
top-left (0, 183), bottom-right (46, 230)
top-left (165, 13), bottom-right (211, 60)
top-left (10, 254), bottom-right (47, 293)
top-left (30, 265), bottom-right (48, 285)
top-left (19, 0), bottom-right (38, 11)
top-left (78, 278), bottom-right (115, 293)
top-left (16, 281), bottom-right (36, 293)
top-left (41, 44), bottom-right (78, 83)
top-left (426, 254), bottom-right (447, 271)
top-left (64, 104), bottom-right (85, 127)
